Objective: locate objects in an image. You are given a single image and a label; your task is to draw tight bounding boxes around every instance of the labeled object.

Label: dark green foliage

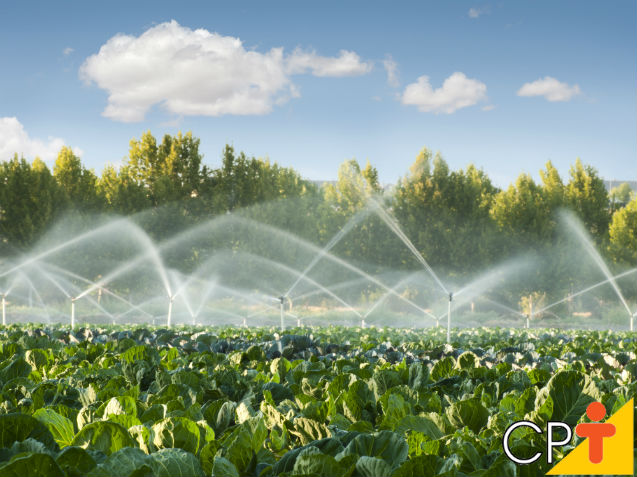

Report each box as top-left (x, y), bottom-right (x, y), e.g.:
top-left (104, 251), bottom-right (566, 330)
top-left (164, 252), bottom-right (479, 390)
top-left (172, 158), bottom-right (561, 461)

top-left (0, 325), bottom-right (632, 476)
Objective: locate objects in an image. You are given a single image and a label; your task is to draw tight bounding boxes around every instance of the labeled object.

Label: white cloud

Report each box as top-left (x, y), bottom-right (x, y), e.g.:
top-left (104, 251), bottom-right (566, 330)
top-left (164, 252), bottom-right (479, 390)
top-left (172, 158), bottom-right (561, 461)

top-left (80, 21), bottom-right (372, 122)
top-left (517, 76), bottom-right (581, 102)
top-left (63, 47), bottom-right (74, 56)
top-left (401, 72), bottom-right (487, 113)
top-left (482, 104), bottom-right (495, 111)
top-left (468, 7), bottom-right (487, 18)
top-left (382, 55), bottom-right (399, 87)
top-left (285, 48), bottom-right (372, 77)
top-left (0, 117), bottom-right (80, 162)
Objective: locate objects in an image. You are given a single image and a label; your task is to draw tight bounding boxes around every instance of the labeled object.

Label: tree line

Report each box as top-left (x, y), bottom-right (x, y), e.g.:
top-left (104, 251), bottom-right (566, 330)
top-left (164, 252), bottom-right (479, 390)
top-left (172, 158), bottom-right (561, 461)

top-left (0, 131), bottom-right (634, 306)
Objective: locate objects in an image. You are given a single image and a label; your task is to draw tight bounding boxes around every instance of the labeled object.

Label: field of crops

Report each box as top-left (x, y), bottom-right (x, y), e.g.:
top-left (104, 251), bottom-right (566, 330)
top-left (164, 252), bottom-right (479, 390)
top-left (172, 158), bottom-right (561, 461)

top-left (0, 325), bottom-right (633, 477)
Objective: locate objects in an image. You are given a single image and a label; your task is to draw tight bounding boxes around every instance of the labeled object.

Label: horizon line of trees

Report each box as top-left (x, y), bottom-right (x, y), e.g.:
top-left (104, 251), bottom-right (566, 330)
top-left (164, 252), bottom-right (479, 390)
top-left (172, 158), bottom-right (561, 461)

top-left (0, 130), bottom-right (635, 279)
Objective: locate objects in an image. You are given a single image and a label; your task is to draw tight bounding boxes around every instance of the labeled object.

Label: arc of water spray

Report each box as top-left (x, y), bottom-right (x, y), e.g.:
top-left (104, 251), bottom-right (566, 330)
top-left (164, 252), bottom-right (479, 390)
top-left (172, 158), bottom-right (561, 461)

top-left (369, 198), bottom-right (450, 296)
top-left (0, 218), bottom-right (131, 278)
top-left (161, 214), bottom-right (441, 322)
top-left (368, 198), bottom-right (457, 342)
top-left (75, 229), bottom-right (172, 303)
top-left (35, 266), bottom-right (115, 327)
top-left (533, 268), bottom-right (637, 317)
top-left (43, 263), bottom-right (153, 320)
top-left (478, 297), bottom-right (527, 318)
top-left (285, 206), bottom-right (372, 297)
top-left (363, 271), bottom-right (438, 324)
top-left (13, 270), bottom-right (51, 323)
top-left (563, 213), bottom-right (633, 329)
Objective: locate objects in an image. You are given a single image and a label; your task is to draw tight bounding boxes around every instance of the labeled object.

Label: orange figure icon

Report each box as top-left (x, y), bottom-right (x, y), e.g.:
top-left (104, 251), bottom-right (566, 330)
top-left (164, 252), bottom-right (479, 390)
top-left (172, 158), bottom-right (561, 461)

top-left (575, 402), bottom-right (616, 464)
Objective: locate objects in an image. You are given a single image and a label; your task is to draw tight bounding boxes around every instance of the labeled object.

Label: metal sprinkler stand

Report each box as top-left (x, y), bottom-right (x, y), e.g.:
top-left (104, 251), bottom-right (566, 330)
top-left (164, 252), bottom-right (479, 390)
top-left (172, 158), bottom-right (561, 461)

top-left (1, 294), bottom-right (6, 326)
top-left (167, 295), bottom-right (174, 328)
top-left (447, 292), bottom-right (453, 344)
top-left (631, 311), bottom-right (636, 332)
top-left (526, 295), bottom-right (533, 329)
top-left (361, 318), bottom-right (366, 329)
top-left (70, 297), bottom-right (76, 330)
top-left (278, 296), bottom-right (286, 331)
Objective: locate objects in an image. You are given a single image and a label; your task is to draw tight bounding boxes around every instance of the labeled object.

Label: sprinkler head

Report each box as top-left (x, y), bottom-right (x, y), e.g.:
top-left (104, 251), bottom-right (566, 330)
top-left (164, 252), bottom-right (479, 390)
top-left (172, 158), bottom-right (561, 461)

top-left (278, 295), bottom-right (286, 305)
top-left (448, 292), bottom-right (453, 302)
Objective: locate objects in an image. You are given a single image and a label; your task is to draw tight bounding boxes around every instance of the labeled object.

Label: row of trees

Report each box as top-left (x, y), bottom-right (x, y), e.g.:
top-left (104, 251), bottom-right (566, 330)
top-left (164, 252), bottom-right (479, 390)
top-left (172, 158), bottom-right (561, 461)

top-left (0, 131), bottom-right (634, 283)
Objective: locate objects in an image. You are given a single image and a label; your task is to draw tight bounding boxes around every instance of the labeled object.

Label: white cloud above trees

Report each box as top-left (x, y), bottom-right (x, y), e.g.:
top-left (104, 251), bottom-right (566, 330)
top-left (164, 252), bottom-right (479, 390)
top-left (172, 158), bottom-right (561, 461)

top-left (517, 76), bottom-right (581, 102)
top-left (80, 21), bottom-right (372, 122)
top-left (401, 72), bottom-right (487, 113)
top-left (0, 117), bottom-right (80, 162)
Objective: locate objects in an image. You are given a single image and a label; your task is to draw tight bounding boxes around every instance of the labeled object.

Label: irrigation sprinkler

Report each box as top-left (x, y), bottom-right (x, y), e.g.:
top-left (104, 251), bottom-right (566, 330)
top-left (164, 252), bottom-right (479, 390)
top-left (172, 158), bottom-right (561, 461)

top-left (631, 311), bottom-right (635, 332)
top-left (242, 317), bottom-right (247, 327)
top-left (278, 295), bottom-right (287, 331)
top-left (167, 295), bottom-right (174, 328)
top-left (361, 319), bottom-right (366, 328)
top-left (447, 292), bottom-right (453, 344)
top-left (1, 294), bottom-right (6, 326)
top-left (297, 318), bottom-right (301, 328)
top-left (527, 295), bottom-right (533, 329)
top-left (70, 297), bottom-right (76, 329)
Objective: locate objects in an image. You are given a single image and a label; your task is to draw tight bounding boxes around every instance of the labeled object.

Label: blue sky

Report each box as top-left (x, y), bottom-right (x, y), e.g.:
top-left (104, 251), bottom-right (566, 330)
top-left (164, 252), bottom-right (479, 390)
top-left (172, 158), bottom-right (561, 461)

top-left (0, 1), bottom-right (634, 186)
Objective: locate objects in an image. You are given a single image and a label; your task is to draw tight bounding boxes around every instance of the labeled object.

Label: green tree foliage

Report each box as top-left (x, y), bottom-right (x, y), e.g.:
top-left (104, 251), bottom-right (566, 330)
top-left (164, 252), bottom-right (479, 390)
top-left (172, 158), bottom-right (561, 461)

top-left (127, 131), bottom-right (208, 206)
top-left (609, 182), bottom-right (634, 210)
top-left (608, 197), bottom-right (637, 264)
top-left (0, 132), bottom-right (633, 305)
top-left (53, 147), bottom-right (102, 210)
top-left (564, 159), bottom-right (609, 238)
top-left (490, 173), bottom-right (550, 241)
top-left (0, 155), bottom-right (63, 250)
top-left (214, 145), bottom-right (313, 213)
top-left (539, 161), bottom-right (565, 212)
top-left (98, 165), bottom-right (150, 214)
top-left (394, 148), bottom-right (498, 273)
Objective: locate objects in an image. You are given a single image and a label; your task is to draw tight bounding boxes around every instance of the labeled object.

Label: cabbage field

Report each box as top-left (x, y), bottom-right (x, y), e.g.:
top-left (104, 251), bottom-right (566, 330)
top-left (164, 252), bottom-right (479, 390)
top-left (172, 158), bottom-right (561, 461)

top-left (0, 325), bottom-right (634, 477)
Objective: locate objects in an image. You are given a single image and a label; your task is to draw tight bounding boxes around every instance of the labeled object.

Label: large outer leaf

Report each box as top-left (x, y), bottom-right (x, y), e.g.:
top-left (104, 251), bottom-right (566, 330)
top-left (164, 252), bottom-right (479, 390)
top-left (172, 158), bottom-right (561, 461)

top-left (211, 456), bottom-right (239, 477)
top-left (33, 408), bottom-right (75, 448)
top-left (536, 370), bottom-right (602, 427)
top-left (87, 447), bottom-right (152, 477)
top-left (71, 420), bottom-right (135, 455)
top-left (148, 448), bottom-right (205, 477)
top-left (431, 356), bottom-right (455, 381)
top-left (291, 447), bottom-right (345, 477)
top-left (392, 454), bottom-right (442, 477)
top-left (151, 417), bottom-right (200, 454)
top-left (396, 415), bottom-right (443, 439)
top-left (0, 358), bottom-right (32, 382)
top-left (355, 456), bottom-right (392, 477)
top-left (0, 453), bottom-right (63, 477)
top-left (56, 446), bottom-right (97, 477)
top-left (100, 395), bottom-right (138, 418)
top-left (290, 417), bottom-right (331, 445)
top-left (337, 430), bottom-right (408, 467)
top-left (0, 413), bottom-right (58, 451)
top-left (445, 397), bottom-right (489, 434)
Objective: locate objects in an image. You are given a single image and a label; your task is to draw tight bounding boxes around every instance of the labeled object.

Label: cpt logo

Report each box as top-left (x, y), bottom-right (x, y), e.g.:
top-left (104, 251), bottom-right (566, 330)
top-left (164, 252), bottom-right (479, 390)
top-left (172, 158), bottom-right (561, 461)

top-left (502, 398), bottom-right (634, 475)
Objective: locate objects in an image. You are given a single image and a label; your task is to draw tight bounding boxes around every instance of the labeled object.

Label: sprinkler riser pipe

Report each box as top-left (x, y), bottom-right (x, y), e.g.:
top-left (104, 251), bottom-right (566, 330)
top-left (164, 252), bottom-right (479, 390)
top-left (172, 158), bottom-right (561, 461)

top-left (1, 296), bottom-right (5, 326)
top-left (280, 302), bottom-right (285, 331)
top-left (71, 299), bottom-right (75, 330)
top-left (446, 297), bottom-right (452, 344)
top-left (167, 297), bottom-right (173, 328)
